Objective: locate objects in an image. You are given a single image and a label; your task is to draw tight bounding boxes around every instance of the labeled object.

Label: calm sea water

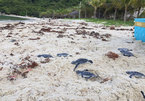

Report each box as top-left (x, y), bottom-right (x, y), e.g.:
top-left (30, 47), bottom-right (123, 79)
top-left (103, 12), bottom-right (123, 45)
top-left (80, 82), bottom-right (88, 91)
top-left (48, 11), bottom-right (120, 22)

top-left (0, 15), bottom-right (27, 21)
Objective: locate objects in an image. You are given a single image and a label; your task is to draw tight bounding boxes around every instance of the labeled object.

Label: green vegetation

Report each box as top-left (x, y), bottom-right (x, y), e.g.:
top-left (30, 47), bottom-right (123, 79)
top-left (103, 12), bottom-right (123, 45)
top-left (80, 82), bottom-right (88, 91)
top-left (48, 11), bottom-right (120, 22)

top-left (67, 18), bottom-right (134, 26)
top-left (0, 0), bottom-right (145, 22)
top-left (84, 18), bottom-right (134, 26)
top-left (0, 0), bottom-right (82, 17)
top-left (0, 15), bottom-right (27, 20)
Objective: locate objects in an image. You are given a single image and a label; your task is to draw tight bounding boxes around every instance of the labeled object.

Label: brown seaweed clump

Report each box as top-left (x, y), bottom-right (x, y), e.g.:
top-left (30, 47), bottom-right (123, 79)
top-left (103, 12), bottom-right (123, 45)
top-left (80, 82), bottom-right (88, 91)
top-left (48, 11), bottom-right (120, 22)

top-left (40, 58), bottom-right (50, 63)
top-left (90, 31), bottom-right (100, 38)
top-left (0, 67), bottom-right (3, 71)
top-left (7, 58), bottom-right (39, 81)
top-left (100, 77), bottom-right (112, 83)
top-left (79, 22), bottom-right (88, 26)
top-left (105, 51), bottom-right (119, 60)
top-left (29, 37), bottom-right (40, 40)
top-left (76, 29), bottom-right (88, 35)
top-left (57, 35), bottom-right (65, 38)
top-left (110, 26), bottom-right (115, 30)
top-left (40, 27), bottom-right (64, 33)
top-left (40, 27), bottom-right (51, 32)
top-left (27, 61), bottom-right (38, 68)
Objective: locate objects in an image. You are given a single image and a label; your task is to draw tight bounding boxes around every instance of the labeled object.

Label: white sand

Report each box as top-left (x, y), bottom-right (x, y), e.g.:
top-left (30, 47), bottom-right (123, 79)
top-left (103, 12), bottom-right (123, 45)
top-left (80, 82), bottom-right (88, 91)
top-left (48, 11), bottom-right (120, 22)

top-left (0, 18), bottom-right (145, 101)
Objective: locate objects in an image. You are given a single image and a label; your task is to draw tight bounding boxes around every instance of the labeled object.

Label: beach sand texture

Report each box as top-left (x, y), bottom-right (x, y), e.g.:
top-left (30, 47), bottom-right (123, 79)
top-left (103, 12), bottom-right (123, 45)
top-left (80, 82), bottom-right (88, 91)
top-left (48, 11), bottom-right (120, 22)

top-left (0, 19), bottom-right (145, 101)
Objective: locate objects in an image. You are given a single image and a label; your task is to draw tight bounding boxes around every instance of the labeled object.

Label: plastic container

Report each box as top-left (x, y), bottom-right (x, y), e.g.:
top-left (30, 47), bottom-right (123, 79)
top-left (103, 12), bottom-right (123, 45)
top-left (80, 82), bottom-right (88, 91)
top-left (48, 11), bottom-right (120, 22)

top-left (134, 18), bottom-right (145, 42)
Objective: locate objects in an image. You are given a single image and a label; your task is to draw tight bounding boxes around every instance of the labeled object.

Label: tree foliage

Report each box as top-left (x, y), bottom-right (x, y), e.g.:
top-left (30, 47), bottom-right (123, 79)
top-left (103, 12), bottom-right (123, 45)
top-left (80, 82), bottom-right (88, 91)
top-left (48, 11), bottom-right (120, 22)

top-left (0, 0), bottom-right (145, 21)
top-left (0, 0), bottom-right (82, 17)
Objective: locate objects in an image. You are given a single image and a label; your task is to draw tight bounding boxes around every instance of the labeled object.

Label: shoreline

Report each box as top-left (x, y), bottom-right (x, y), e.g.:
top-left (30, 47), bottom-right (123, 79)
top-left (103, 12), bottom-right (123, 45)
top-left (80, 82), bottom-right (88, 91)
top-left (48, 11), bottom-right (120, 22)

top-left (0, 14), bottom-right (40, 20)
top-left (0, 14), bottom-right (42, 24)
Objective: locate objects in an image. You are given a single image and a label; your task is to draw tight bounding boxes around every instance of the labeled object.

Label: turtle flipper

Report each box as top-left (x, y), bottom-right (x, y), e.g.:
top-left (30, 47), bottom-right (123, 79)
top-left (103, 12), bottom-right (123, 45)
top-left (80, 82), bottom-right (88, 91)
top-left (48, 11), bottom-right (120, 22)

top-left (141, 91), bottom-right (145, 99)
top-left (73, 63), bottom-right (80, 71)
top-left (129, 74), bottom-right (134, 78)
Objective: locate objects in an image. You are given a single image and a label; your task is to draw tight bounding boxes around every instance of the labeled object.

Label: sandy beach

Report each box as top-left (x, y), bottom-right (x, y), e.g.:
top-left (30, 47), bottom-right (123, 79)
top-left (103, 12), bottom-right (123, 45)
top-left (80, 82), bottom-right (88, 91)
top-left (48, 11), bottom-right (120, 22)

top-left (0, 18), bottom-right (145, 101)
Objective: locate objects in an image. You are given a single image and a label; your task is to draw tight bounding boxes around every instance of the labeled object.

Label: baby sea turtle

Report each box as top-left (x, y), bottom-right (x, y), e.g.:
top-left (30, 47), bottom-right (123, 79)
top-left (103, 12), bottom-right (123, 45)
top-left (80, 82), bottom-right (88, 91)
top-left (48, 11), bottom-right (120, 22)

top-left (141, 91), bottom-right (145, 99)
top-left (57, 53), bottom-right (71, 57)
top-left (71, 58), bottom-right (93, 71)
top-left (37, 54), bottom-right (53, 58)
top-left (118, 48), bottom-right (134, 57)
top-left (76, 69), bottom-right (97, 81)
top-left (126, 71), bottom-right (145, 78)
top-left (118, 48), bottom-right (132, 52)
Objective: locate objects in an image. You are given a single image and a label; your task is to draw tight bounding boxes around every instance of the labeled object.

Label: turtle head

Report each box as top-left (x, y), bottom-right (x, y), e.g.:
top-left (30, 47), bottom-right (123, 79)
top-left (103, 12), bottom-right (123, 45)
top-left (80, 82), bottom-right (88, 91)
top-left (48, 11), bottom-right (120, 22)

top-left (88, 60), bottom-right (93, 63)
top-left (126, 71), bottom-right (132, 74)
top-left (76, 70), bottom-right (82, 74)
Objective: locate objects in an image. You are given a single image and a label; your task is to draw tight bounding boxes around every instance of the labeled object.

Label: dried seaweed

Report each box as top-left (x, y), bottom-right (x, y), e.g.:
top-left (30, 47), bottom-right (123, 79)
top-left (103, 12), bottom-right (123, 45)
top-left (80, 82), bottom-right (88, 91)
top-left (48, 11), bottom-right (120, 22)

top-left (102, 38), bottom-right (108, 41)
top-left (110, 26), bottom-right (115, 30)
top-left (40, 27), bottom-right (51, 32)
top-left (21, 71), bottom-right (29, 78)
top-left (6, 33), bottom-right (12, 37)
top-left (79, 22), bottom-right (88, 26)
top-left (10, 53), bottom-right (14, 56)
top-left (0, 67), bottom-right (3, 71)
top-left (32, 30), bottom-right (44, 35)
top-left (90, 31), bottom-right (100, 38)
top-left (14, 22), bottom-right (25, 26)
top-left (75, 52), bottom-right (80, 55)
top-left (76, 29), bottom-right (88, 35)
top-left (105, 51), bottom-right (119, 60)
top-left (100, 77), bottom-right (111, 83)
top-left (101, 27), bottom-right (106, 29)
top-left (40, 58), bottom-right (50, 63)
top-left (57, 35), bottom-right (65, 38)
top-left (40, 27), bottom-right (64, 33)
top-left (116, 28), bottom-right (133, 31)
top-left (29, 37), bottom-right (40, 40)
top-left (1, 24), bottom-right (15, 30)
top-left (101, 34), bottom-right (111, 38)
top-left (70, 41), bottom-right (75, 43)
top-left (7, 57), bottom-right (39, 81)
top-left (7, 75), bottom-right (16, 81)
top-left (14, 42), bottom-right (19, 46)
top-left (27, 61), bottom-right (38, 68)
top-left (50, 30), bottom-right (64, 33)
top-left (21, 69), bottom-right (32, 78)
top-left (23, 56), bottom-right (31, 60)
top-left (89, 31), bottom-right (111, 41)
top-left (82, 35), bottom-right (87, 38)
top-left (12, 68), bottom-right (21, 75)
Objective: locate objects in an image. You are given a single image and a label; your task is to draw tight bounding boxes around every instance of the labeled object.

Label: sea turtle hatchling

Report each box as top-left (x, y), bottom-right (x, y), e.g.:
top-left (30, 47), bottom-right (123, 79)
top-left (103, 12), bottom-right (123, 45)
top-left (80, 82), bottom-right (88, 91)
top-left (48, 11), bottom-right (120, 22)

top-left (37, 54), bottom-right (53, 58)
top-left (71, 58), bottom-right (93, 71)
top-left (57, 53), bottom-right (71, 57)
top-left (118, 48), bottom-right (132, 52)
top-left (76, 69), bottom-right (100, 81)
top-left (141, 91), bottom-right (145, 99)
top-left (126, 71), bottom-right (145, 78)
top-left (118, 48), bottom-right (134, 57)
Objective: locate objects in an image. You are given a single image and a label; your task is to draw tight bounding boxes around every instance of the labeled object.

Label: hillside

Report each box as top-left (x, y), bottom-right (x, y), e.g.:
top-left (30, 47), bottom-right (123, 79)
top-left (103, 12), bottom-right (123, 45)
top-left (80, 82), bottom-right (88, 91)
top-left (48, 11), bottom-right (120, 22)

top-left (0, 0), bottom-right (82, 17)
